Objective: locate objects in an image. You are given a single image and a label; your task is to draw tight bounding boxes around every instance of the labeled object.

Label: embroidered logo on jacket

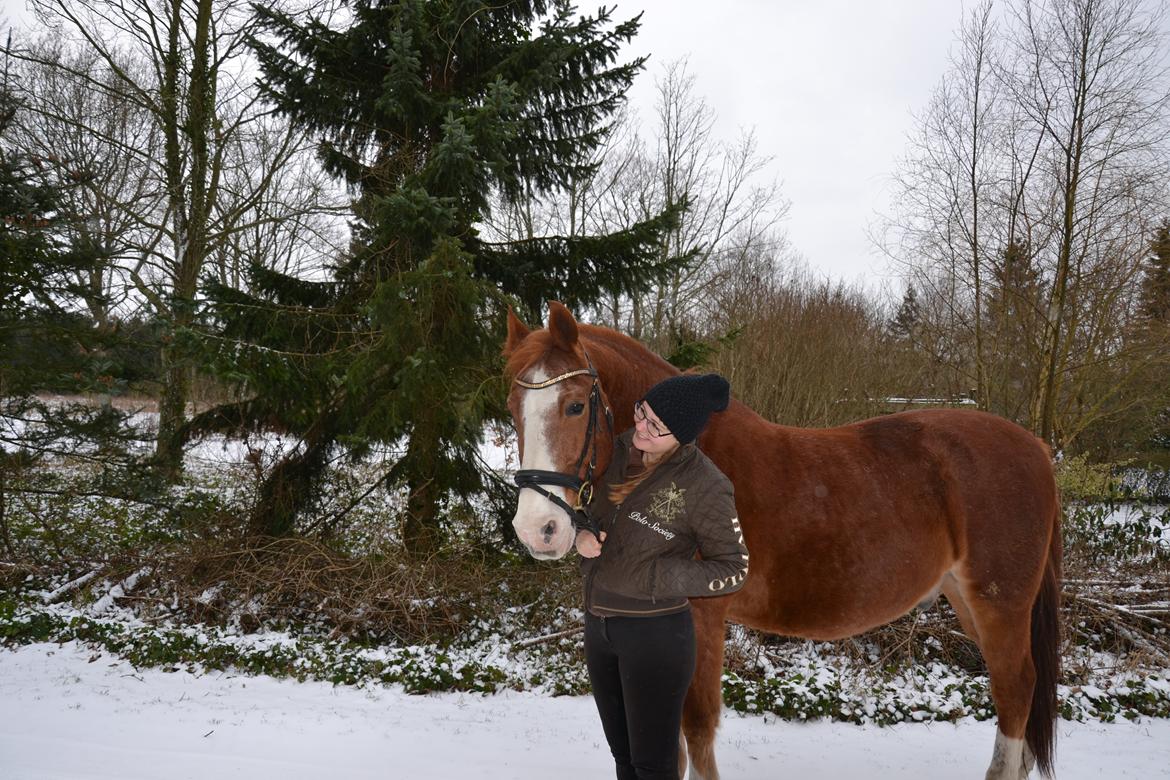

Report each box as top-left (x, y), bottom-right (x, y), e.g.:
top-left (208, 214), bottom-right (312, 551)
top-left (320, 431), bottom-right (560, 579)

top-left (628, 511), bottom-right (676, 540)
top-left (647, 482), bottom-right (686, 522)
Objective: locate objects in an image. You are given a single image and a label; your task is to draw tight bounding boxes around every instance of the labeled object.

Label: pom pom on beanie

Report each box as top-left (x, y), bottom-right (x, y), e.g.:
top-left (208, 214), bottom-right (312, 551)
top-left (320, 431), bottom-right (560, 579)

top-left (640, 373), bottom-right (730, 444)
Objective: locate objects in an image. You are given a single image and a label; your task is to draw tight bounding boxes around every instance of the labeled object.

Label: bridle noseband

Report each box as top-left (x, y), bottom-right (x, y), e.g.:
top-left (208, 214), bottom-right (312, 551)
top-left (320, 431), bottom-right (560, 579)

top-left (512, 350), bottom-right (613, 540)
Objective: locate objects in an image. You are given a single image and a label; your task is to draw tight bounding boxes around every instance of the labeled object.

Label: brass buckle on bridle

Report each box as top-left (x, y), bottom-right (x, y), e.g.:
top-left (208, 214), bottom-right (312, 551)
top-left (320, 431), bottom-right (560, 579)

top-left (574, 481), bottom-right (594, 512)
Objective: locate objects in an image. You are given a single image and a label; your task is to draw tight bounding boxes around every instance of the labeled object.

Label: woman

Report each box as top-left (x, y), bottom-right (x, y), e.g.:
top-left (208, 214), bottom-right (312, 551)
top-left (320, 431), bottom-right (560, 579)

top-left (576, 373), bottom-right (749, 780)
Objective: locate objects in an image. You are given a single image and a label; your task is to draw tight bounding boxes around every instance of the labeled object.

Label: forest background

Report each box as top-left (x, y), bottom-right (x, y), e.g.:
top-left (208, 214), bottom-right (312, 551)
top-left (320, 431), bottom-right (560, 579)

top-left (1, 0), bottom-right (1168, 726)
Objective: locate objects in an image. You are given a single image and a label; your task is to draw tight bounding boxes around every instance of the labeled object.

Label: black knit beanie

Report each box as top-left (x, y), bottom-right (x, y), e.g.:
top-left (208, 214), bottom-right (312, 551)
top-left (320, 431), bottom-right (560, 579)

top-left (640, 373), bottom-right (731, 444)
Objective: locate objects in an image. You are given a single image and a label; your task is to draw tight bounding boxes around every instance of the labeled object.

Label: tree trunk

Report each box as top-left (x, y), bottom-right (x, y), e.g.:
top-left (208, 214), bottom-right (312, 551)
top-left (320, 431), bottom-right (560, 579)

top-left (152, 0), bottom-right (186, 479)
top-left (249, 439), bottom-right (330, 537)
top-left (968, 26), bottom-right (988, 411)
top-left (152, 0), bottom-right (214, 480)
top-left (1034, 6), bottom-right (1091, 449)
top-left (0, 463), bottom-right (13, 559)
top-left (403, 413), bottom-right (442, 556)
top-left (153, 350), bottom-right (191, 480)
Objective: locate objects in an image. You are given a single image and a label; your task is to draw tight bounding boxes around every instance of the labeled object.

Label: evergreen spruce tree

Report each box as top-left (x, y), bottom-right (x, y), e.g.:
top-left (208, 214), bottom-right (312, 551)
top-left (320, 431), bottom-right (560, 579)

top-left (0, 70), bottom-right (109, 402)
top-left (1, 66), bottom-right (138, 547)
top-left (986, 241), bottom-right (1044, 339)
top-left (1135, 223), bottom-right (1170, 460)
top-left (984, 240), bottom-right (1045, 421)
top-left (889, 284), bottom-right (920, 343)
top-left (1139, 222), bottom-right (1170, 325)
top-left (191, 1), bottom-right (684, 550)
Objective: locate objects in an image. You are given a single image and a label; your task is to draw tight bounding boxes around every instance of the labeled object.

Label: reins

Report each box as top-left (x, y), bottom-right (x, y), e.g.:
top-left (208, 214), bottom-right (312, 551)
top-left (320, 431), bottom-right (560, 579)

top-left (512, 349), bottom-right (612, 540)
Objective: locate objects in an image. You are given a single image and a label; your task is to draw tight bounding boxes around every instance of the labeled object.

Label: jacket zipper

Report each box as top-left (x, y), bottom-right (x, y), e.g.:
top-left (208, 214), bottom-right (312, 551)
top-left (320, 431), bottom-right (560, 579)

top-left (586, 503), bottom-right (622, 614)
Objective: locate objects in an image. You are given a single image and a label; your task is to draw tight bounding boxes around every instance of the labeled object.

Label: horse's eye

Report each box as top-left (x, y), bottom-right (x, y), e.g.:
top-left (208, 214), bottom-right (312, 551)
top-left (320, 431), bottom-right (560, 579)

top-left (566, 401), bottom-right (585, 416)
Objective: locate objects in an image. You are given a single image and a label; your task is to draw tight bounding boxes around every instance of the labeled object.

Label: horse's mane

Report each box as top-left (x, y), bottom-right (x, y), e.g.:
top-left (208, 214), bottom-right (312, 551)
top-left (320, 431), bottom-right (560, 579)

top-left (505, 321), bottom-right (680, 407)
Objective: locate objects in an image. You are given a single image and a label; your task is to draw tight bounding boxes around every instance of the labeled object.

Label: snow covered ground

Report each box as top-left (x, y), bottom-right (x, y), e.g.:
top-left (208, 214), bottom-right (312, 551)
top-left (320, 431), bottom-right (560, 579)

top-left (2, 642), bottom-right (1167, 780)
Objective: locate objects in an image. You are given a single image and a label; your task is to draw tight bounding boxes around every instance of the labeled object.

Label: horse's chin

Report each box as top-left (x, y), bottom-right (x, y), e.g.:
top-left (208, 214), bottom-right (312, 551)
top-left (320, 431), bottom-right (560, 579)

top-left (513, 520), bottom-right (575, 560)
top-left (527, 546), bottom-right (569, 561)
top-left (520, 536), bottom-right (574, 560)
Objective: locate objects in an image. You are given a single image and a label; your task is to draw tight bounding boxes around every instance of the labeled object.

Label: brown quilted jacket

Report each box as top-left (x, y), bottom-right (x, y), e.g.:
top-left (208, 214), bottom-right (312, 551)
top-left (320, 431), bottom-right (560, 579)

top-left (580, 429), bottom-right (749, 617)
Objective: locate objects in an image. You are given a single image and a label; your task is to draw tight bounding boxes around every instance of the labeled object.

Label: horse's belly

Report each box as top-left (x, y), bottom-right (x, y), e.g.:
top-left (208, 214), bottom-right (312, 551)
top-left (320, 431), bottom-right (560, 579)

top-left (727, 551), bottom-right (951, 641)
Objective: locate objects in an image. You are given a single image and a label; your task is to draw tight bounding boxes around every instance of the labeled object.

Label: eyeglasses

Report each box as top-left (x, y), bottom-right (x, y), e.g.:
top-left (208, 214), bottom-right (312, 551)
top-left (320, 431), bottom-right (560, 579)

top-left (633, 401), bottom-right (673, 438)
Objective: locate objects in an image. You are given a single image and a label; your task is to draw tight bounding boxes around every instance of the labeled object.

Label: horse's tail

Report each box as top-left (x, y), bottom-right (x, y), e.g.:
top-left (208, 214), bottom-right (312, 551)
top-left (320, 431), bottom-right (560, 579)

top-left (1026, 498), bottom-right (1062, 778)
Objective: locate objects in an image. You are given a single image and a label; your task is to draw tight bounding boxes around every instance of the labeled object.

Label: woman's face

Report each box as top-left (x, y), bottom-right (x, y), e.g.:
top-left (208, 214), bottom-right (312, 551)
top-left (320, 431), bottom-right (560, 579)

top-left (632, 401), bottom-right (679, 457)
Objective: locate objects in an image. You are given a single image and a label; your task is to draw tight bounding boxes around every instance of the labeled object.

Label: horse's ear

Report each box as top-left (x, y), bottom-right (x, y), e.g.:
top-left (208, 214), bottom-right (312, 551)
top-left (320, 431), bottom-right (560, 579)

top-left (546, 300), bottom-right (579, 352)
top-left (504, 308), bottom-right (531, 357)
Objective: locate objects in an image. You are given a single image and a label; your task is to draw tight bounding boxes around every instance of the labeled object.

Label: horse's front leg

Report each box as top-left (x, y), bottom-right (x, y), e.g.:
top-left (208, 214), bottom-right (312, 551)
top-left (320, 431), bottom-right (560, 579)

top-left (681, 597), bottom-right (732, 780)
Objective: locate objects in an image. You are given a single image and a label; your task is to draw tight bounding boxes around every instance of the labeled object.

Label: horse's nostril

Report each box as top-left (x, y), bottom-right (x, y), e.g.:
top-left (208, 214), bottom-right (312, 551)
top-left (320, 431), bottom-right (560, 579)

top-left (541, 520), bottom-right (556, 543)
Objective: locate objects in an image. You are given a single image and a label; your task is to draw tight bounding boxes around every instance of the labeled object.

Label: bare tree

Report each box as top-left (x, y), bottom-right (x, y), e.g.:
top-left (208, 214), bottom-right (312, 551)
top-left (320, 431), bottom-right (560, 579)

top-left (1006, 0), bottom-right (1170, 445)
top-left (706, 258), bottom-right (907, 428)
top-left (11, 0), bottom-right (346, 476)
top-left (205, 111), bottom-right (347, 289)
top-left (881, 0), bottom-right (1170, 450)
top-left (630, 60), bottom-right (790, 352)
top-left (483, 58), bottom-right (792, 353)
top-left (882, 2), bottom-right (1007, 407)
top-left (6, 40), bottom-right (160, 328)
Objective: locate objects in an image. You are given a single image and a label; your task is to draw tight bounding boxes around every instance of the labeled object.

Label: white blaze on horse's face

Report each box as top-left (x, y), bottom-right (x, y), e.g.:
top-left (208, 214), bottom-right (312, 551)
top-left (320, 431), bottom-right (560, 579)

top-left (512, 366), bottom-right (577, 559)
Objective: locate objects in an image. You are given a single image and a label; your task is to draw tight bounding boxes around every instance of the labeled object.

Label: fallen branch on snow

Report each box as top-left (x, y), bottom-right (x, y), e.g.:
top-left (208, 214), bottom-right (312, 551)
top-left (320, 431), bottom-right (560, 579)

top-left (510, 625), bottom-right (584, 652)
top-left (42, 568), bottom-right (103, 604)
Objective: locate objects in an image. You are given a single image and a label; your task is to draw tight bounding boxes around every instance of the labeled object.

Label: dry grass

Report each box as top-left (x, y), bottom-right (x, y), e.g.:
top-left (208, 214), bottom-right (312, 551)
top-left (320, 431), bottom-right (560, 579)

top-left (136, 538), bottom-right (580, 645)
top-left (703, 267), bottom-right (914, 428)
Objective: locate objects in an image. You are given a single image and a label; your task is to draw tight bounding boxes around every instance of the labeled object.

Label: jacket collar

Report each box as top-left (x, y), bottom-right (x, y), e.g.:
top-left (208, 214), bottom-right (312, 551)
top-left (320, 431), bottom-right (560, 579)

top-left (616, 428), bottom-right (696, 473)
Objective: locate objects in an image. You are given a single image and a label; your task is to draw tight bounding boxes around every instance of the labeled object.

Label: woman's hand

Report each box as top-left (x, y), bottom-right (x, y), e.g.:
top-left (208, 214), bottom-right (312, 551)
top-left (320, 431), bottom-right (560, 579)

top-left (575, 530), bottom-right (606, 558)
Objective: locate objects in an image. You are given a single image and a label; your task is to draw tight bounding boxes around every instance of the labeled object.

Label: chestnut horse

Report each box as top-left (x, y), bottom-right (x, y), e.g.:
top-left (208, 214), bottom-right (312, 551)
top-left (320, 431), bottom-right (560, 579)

top-left (504, 302), bottom-right (1061, 780)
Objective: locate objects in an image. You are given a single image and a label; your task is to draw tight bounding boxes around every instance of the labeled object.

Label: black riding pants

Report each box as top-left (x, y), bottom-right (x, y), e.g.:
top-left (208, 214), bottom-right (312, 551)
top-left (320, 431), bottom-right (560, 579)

top-left (584, 610), bottom-right (697, 780)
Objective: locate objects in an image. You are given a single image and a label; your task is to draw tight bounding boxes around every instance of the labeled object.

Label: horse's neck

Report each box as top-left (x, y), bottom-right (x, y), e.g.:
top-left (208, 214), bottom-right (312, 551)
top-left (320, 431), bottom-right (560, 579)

top-left (582, 330), bottom-right (677, 421)
top-left (581, 328), bottom-right (780, 452)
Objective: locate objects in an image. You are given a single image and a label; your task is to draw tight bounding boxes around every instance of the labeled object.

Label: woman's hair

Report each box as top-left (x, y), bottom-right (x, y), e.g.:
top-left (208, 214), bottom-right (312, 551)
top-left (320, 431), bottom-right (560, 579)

top-left (607, 444), bottom-right (679, 504)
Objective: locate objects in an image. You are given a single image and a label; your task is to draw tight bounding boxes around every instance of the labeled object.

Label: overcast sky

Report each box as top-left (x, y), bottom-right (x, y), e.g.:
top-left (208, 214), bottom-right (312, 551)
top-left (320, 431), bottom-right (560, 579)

top-left (3, 0), bottom-right (969, 289)
top-left (626, 1), bottom-right (968, 288)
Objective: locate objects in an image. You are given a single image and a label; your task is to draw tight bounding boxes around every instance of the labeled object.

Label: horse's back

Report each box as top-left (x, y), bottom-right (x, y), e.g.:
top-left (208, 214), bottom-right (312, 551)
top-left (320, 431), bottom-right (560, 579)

top-left (858, 409), bottom-right (1057, 542)
top-left (841, 408), bottom-right (1055, 524)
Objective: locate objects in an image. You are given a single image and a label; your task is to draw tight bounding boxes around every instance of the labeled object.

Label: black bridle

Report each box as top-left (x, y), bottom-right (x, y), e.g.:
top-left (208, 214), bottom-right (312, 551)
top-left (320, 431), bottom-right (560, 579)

top-left (512, 350), bottom-right (613, 540)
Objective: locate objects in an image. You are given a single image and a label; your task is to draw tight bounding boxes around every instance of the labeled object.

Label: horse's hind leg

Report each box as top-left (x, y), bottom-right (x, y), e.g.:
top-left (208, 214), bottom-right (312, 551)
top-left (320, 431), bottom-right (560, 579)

top-left (948, 581), bottom-right (1036, 780)
top-left (681, 599), bottom-right (730, 780)
top-left (940, 573), bottom-right (982, 646)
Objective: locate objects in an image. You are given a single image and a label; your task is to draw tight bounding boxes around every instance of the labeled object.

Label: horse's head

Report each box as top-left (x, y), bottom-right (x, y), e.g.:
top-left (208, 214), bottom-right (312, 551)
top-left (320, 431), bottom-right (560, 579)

top-left (504, 302), bottom-right (615, 560)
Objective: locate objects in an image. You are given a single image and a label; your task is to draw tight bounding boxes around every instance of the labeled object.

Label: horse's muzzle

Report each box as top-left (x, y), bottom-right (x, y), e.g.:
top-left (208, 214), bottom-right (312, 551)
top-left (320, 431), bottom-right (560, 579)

top-left (513, 512), bottom-right (574, 560)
